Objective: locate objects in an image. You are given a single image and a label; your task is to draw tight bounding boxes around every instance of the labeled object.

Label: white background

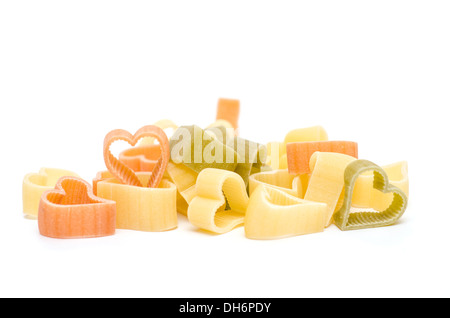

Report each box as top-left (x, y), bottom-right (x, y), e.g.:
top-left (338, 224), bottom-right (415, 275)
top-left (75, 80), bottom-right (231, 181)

top-left (1, 1), bottom-right (449, 298)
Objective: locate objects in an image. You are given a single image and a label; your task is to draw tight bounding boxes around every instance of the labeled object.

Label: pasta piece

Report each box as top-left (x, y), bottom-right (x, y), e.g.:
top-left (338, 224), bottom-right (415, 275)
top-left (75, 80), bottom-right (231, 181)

top-left (169, 125), bottom-right (239, 173)
top-left (227, 136), bottom-right (269, 188)
top-left (265, 141), bottom-right (285, 169)
top-left (165, 162), bottom-right (198, 215)
top-left (138, 119), bottom-right (178, 146)
top-left (206, 119), bottom-right (234, 131)
top-left (187, 169), bottom-right (249, 234)
top-left (245, 185), bottom-right (327, 240)
top-left (22, 168), bottom-right (80, 219)
top-left (103, 125), bottom-right (170, 188)
top-left (92, 170), bottom-right (113, 196)
top-left (293, 174), bottom-right (310, 199)
top-left (303, 152), bottom-right (356, 226)
top-left (249, 169), bottom-right (299, 197)
top-left (278, 154), bottom-right (288, 169)
top-left (171, 125), bottom-right (269, 189)
top-left (352, 161), bottom-right (409, 211)
top-left (208, 125), bottom-right (271, 186)
top-left (266, 126), bottom-right (328, 170)
top-left (118, 144), bottom-right (161, 172)
top-left (283, 125), bottom-right (328, 144)
top-left (96, 173), bottom-right (177, 232)
top-left (216, 98), bottom-right (240, 133)
top-left (38, 176), bottom-right (116, 239)
top-left (333, 160), bottom-right (408, 230)
top-left (286, 141), bottom-right (358, 175)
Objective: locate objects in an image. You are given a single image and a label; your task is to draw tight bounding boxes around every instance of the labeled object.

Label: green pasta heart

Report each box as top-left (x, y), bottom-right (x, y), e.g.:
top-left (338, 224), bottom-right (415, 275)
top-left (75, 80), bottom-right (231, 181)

top-left (169, 125), bottom-right (270, 190)
top-left (333, 159), bottom-right (408, 231)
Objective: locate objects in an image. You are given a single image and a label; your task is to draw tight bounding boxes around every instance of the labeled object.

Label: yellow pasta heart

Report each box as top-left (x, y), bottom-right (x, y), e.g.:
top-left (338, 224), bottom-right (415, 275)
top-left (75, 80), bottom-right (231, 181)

top-left (96, 173), bottom-right (177, 232)
top-left (245, 185), bottom-right (327, 240)
top-left (187, 168), bottom-right (249, 234)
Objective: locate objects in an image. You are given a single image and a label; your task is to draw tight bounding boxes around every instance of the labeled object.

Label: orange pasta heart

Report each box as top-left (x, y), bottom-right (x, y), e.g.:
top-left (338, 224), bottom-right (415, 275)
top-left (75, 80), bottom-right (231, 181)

top-left (103, 125), bottom-right (170, 188)
top-left (38, 176), bottom-right (116, 239)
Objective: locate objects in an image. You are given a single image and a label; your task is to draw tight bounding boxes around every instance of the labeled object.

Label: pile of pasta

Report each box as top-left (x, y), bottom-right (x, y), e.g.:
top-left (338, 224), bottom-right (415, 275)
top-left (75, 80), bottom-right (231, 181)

top-left (22, 98), bottom-right (409, 239)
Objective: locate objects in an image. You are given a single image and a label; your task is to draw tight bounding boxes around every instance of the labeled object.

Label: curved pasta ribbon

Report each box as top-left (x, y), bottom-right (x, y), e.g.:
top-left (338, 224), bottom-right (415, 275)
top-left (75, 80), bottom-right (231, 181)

top-left (245, 185), bottom-right (327, 240)
top-left (303, 152), bottom-right (357, 226)
top-left (249, 169), bottom-right (305, 198)
top-left (187, 169), bottom-right (249, 234)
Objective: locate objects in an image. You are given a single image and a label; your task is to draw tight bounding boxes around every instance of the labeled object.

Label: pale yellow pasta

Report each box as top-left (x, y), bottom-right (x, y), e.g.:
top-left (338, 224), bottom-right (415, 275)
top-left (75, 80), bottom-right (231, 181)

top-left (245, 185), bottom-right (327, 240)
top-left (96, 173), bottom-right (177, 232)
top-left (206, 119), bottom-right (234, 130)
top-left (249, 169), bottom-right (299, 197)
top-left (266, 141), bottom-right (285, 169)
top-left (278, 154), bottom-right (289, 169)
top-left (283, 125), bottom-right (328, 144)
top-left (187, 168), bottom-right (249, 234)
top-left (165, 162), bottom-right (198, 215)
top-left (138, 119), bottom-right (178, 146)
top-left (303, 152), bottom-right (356, 226)
top-left (266, 126), bottom-right (328, 170)
top-left (293, 174), bottom-right (310, 199)
top-left (22, 168), bottom-right (80, 219)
